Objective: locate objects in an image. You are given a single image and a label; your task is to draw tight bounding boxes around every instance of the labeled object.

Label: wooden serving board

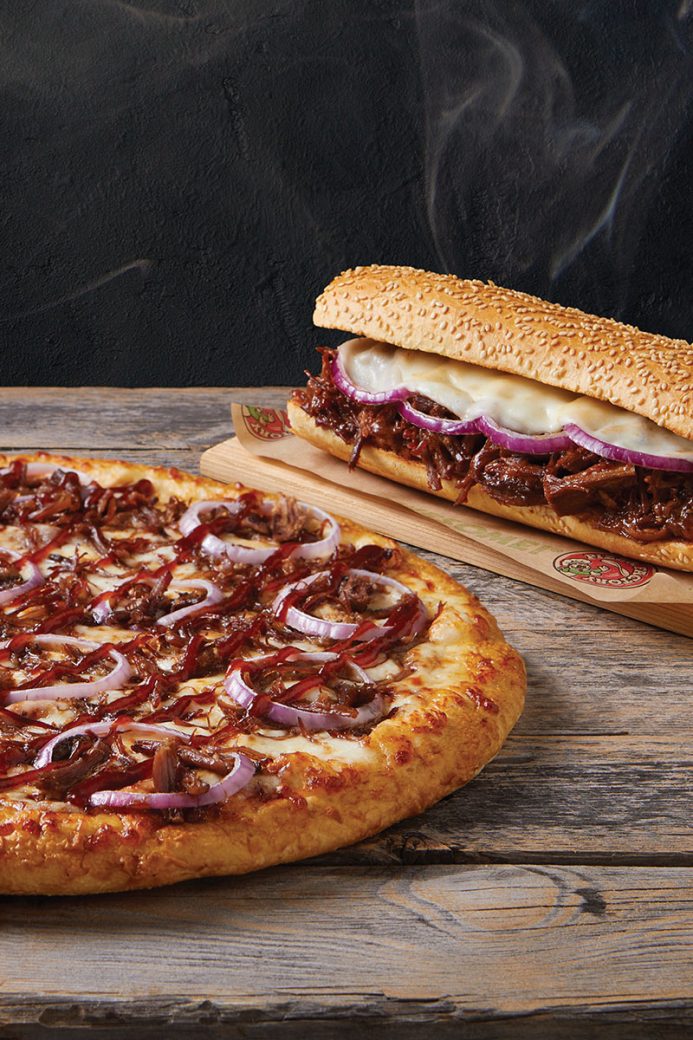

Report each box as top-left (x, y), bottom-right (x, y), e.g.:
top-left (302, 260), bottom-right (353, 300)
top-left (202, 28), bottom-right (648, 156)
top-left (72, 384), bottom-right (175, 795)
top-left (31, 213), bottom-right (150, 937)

top-left (201, 437), bottom-right (693, 638)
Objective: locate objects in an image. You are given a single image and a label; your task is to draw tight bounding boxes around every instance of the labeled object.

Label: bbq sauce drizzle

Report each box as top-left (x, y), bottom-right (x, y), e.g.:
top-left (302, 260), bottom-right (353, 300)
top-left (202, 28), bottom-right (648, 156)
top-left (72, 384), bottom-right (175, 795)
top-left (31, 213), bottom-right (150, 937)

top-left (0, 464), bottom-right (428, 811)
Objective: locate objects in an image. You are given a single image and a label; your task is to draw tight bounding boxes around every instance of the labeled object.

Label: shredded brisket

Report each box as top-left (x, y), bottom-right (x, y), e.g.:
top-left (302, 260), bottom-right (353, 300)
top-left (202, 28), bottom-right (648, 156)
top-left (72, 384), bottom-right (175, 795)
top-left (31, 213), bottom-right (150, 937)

top-left (292, 349), bottom-right (693, 544)
top-left (152, 740), bottom-right (180, 792)
top-left (35, 738), bottom-right (111, 799)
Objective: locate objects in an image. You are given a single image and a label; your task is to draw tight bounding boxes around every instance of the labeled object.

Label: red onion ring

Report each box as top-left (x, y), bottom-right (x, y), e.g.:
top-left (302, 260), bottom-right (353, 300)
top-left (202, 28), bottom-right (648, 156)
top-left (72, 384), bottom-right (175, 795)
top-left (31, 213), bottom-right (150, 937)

top-left (476, 416), bottom-right (574, 454)
top-left (178, 499), bottom-right (340, 564)
top-left (7, 462), bottom-right (89, 485)
top-left (224, 650), bottom-right (383, 732)
top-left (90, 573), bottom-right (159, 624)
top-left (331, 349), bottom-right (409, 405)
top-left (397, 403), bottom-right (573, 451)
top-left (27, 462), bottom-right (87, 482)
top-left (272, 569), bottom-right (427, 642)
top-left (91, 573), bottom-right (223, 627)
top-left (334, 350), bottom-right (693, 471)
top-left (0, 549), bottom-right (44, 606)
top-left (155, 578), bottom-right (225, 627)
top-left (89, 750), bottom-right (256, 810)
top-left (4, 634), bottom-right (132, 704)
top-left (564, 424), bottom-right (693, 473)
top-left (35, 719), bottom-right (186, 768)
top-left (397, 400), bottom-right (479, 436)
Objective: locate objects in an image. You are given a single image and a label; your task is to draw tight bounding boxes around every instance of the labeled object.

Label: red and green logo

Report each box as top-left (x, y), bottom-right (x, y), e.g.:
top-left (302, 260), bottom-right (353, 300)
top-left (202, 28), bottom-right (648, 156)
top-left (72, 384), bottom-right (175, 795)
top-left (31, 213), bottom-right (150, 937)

top-left (241, 405), bottom-right (291, 441)
top-left (553, 550), bottom-right (655, 588)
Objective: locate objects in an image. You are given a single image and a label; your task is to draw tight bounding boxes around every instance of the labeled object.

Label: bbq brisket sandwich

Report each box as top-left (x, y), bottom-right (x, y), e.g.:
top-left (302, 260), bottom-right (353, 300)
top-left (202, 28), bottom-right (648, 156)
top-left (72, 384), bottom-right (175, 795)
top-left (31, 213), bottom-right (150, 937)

top-left (288, 265), bottom-right (693, 572)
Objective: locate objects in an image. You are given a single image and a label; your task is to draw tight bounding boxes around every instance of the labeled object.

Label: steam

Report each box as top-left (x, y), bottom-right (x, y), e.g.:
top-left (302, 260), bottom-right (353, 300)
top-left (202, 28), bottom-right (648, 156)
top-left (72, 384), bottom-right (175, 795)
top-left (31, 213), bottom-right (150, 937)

top-left (415, 0), bottom-right (693, 307)
top-left (0, 260), bottom-right (152, 323)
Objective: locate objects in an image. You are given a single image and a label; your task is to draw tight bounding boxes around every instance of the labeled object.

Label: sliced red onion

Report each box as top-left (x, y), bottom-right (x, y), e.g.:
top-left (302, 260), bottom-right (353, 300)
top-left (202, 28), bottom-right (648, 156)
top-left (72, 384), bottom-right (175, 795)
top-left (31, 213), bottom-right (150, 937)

top-left (92, 573), bottom-right (224, 627)
top-left (25, 462), bottom-right (87, 482)
top-left (179, 499), bottom-right (340, 564)
top-left (89, 751), bottom-right (256, 810)
top-left (331, 350), bottom-right (410, 405)
top-left (90, 573), bottom-right (158, 624)
top-left (1, 633), bottom-right (98, 653)
top-left (4, 634), bottom-right (132, 704)
top-left (289, 505), bottom-right (341, 561)
top-left (476, 416), bottom-right (573, 454)
top-left (15, 462), bottom-right (89, 484)
top-left (398, 400), bottom-right (480, 436)
top-left (224, 650), bottom-right (383, 732)
top-left (331, 350), bottom-right (693, 471)
top-left (564, 424), bottom-right (693, 473)
top-left (91, 596), bottom-right (119, 625)
top-left (0, 549), bottom-right (44, 606)
top-left (156, 578), bottom-right (224, 627)
top-left (178, 498), bottom-right (243, 539)
top-left (272, 569), bottom-right (427, 642)
top-left (35, 719), bottom-right (185, 768)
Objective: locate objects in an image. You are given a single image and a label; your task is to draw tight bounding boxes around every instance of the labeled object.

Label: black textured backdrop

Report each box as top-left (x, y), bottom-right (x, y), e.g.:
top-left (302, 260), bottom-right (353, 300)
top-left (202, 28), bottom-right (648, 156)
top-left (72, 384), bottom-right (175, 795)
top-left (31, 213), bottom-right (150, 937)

top-left (1, 0), bottom-right (691, 386)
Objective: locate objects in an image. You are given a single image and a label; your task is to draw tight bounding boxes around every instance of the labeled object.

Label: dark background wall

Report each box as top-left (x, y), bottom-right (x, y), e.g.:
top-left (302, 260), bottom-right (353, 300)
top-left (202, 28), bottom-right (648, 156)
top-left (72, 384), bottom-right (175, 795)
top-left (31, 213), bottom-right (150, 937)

top-left (0, 0), bottom-right (691, 386)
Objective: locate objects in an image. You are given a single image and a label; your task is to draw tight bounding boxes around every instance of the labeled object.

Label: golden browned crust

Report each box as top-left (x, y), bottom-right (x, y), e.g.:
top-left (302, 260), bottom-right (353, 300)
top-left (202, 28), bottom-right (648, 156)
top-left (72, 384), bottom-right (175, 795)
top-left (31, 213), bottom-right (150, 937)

top-left (313, 265), bottom-right (693, 441)
top-left (0, 452), bottom-right (525, 894)
top-left (288, 403), bottom-right (693, 572)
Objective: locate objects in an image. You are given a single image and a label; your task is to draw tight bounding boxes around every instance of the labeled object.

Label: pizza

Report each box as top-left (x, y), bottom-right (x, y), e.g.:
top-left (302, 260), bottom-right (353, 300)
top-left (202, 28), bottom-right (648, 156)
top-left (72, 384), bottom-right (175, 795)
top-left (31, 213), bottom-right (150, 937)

top-left (0, 453), bottom-right (525, 894)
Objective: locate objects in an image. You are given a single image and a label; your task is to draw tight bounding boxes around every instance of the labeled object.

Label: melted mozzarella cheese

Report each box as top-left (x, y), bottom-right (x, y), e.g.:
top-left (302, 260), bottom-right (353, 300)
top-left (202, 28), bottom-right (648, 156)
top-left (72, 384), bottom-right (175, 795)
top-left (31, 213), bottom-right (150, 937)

top-left (341, 339), bottom-right (693, 461)
top-left (243, 731), bottom-right (374, 765)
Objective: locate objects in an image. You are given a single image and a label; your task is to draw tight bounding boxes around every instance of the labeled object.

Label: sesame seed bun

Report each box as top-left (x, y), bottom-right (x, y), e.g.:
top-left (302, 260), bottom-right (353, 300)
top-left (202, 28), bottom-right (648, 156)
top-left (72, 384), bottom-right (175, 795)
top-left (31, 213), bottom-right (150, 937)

top-left (288, 402), bottom-right (693, 572)
top-left (314, 266), bottom-right (693, 441)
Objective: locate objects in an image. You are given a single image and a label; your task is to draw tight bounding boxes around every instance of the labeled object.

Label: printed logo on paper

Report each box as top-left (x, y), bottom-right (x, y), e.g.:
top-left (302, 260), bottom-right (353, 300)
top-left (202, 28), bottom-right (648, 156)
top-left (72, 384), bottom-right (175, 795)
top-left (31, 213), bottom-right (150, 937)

top-left (552, 550), bottom-right (655, 589)
top-left (241, 405), bottom-right (291, 441)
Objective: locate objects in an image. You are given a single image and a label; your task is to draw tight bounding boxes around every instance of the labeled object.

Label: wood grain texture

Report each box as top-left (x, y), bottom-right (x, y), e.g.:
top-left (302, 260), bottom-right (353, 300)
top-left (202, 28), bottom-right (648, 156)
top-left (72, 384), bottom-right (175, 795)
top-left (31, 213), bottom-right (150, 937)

top-left (0, 386), bottom-right (690, 1035)
top-left (0, 387), bottom-right (282, 450)
top-left (1, 865), bottom-right (691, 1037)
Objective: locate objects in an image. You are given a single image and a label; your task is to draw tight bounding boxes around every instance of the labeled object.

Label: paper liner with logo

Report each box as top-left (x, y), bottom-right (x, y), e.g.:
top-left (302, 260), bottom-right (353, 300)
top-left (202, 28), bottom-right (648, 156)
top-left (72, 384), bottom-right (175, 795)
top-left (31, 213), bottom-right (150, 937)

top-left (199, 403), bottom-right (693, 636)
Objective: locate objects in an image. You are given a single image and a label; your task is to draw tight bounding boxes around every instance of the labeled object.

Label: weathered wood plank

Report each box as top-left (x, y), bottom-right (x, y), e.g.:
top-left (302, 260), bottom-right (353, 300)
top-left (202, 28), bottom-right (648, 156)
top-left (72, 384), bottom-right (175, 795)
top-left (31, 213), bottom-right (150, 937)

top-left (0, 865), bottom-right (691, 1037)
top-left (0, 386), bottom-right (280, 450)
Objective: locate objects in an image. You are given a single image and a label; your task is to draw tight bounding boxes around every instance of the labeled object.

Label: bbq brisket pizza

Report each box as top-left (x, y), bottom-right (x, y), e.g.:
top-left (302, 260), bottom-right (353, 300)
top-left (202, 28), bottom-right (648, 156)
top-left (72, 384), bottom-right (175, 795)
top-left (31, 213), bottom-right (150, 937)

top-left (0, 453), bottom-right (524, 895)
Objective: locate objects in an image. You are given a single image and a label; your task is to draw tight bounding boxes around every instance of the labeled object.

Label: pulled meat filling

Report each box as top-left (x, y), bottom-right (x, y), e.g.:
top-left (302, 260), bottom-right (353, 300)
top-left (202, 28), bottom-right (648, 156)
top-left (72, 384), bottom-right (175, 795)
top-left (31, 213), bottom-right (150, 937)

top-left (293, 349), bottom-right (693, 544)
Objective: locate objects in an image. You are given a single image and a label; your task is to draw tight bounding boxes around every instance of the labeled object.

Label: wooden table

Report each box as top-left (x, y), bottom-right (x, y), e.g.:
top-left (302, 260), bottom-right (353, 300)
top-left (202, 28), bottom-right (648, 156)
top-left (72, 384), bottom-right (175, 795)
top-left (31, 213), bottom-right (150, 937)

top-left (0, 388), bottom-right (691, 1040)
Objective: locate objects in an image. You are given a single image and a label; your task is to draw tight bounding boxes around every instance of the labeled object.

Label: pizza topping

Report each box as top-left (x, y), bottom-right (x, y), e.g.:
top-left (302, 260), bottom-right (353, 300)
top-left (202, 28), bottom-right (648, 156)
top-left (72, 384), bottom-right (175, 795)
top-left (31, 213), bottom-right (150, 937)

top-left (224, 650), bottom-right (386, 732)
top-left (0, 462), bottom-right (432, 813)
top-left (90, 569), bottom-right (173, 624)
top-left (0, 461), bottom-right (89, 487)
top-left (155, 579), bottom-right (225, 628)
top-left (34, 738), bottom-right (112, 799)
top-left (0, 550), bottom-right (44, 606)
top-left (34, 719), bottom-right (186, 768)
top-left (272, 568), bottom-right (427, 643)
top-left (89, 750), bottom-right (256, 810)
top-left (3, 635), bottom-right (133, 704)
top-left (151, 740), bottom-right (180, 792)
top-left (178, 496), bottom-right (340, 564)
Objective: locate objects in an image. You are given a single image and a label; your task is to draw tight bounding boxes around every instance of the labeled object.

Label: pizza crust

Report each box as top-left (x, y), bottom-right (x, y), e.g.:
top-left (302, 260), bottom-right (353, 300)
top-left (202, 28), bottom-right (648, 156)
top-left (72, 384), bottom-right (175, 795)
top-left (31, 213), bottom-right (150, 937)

top-left (288, 403), bottom-right (693, 572)
top-left (0, 452), bottom-right (525, 894)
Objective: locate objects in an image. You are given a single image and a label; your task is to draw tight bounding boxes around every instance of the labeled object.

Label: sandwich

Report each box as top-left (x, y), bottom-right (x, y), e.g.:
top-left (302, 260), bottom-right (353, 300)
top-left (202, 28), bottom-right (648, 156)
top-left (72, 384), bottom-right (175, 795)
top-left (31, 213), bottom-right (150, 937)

top-left (288, 265), bottom-right (693, 572)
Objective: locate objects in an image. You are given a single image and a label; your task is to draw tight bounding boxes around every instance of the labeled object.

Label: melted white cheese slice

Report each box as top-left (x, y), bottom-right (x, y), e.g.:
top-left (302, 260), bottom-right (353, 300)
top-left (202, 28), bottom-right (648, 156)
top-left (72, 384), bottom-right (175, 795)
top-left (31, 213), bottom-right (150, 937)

top-left (341, 338), bottom-right (693, 462)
